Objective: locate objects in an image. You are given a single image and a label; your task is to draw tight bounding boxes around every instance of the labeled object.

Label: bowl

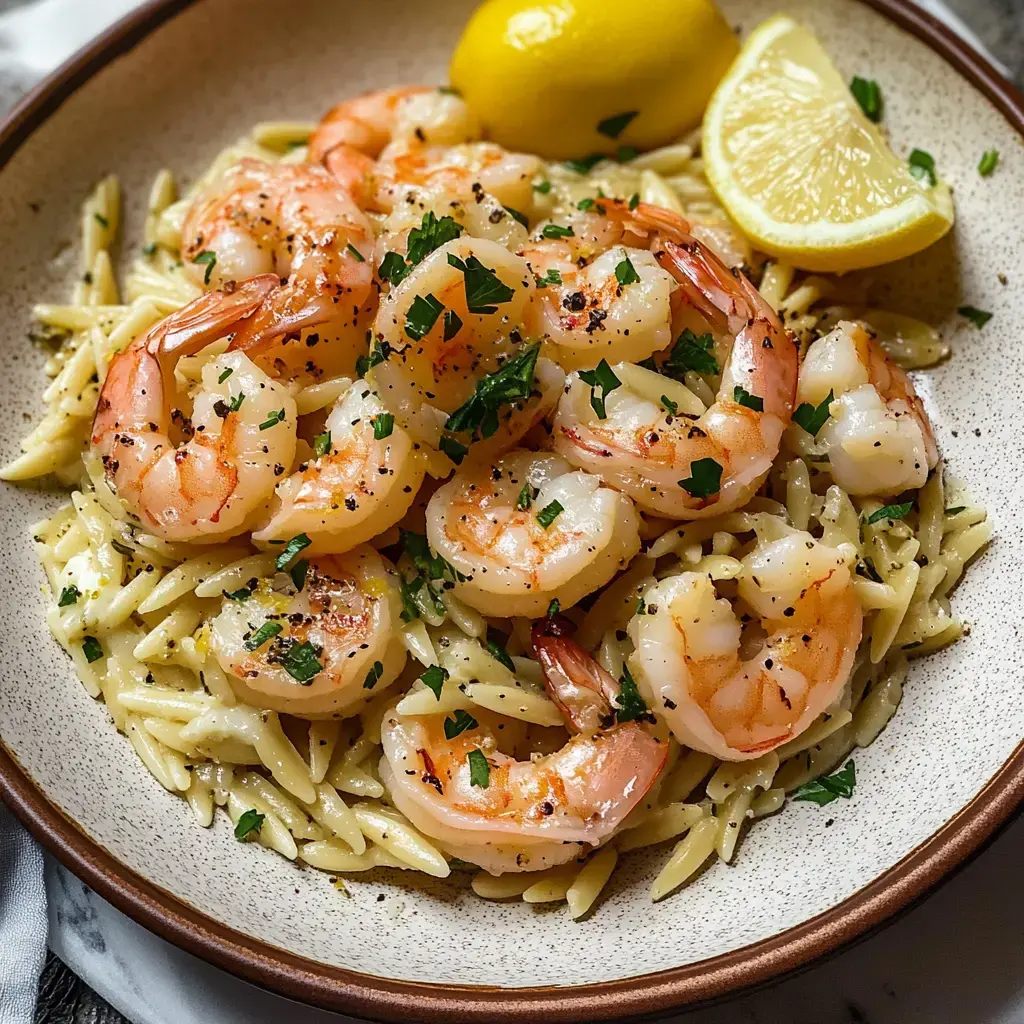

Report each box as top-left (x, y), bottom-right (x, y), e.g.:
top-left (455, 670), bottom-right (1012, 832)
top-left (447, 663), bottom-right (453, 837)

top-left (0, 0), bottom-right (1022, 1019)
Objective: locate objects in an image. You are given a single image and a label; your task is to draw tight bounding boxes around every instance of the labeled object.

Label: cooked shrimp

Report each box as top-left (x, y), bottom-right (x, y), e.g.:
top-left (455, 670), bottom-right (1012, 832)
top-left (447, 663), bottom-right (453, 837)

top-left (425, 450), bottom-right (641, 617)
top-left (553, 235), bottom-right (798, 519)
top-left (211, 546), bottom-right (406, 717)
top-left (369, 236), bottom-right (537, 447)
top-left (522, 243), bottom-right (676, 370)
top-left (308, 86), bottom-right (480, 204)
top-left (380, 616), bottom-right (668, 873)
top-left (795, 320), bottom-right (938, 496)
top-left (182, 159), bottom-right (375, 378)
top-left (91, 277), bottom-right (297, 543)
top-left (253, 378), bottom-right (425, 553)
top-left (628, 530), bottom-right (862, 761)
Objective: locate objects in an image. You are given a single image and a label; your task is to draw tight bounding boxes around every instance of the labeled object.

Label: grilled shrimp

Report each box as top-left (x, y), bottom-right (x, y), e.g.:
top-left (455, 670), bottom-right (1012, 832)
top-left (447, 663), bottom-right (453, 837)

top-left (211, 546), bottom-right (406, 717)
top-left (91, 277), bottom-right (297, 543)
top-left (553, 235), bottom-right (798, 519)
top-left (628, 530), bottom-right (862, 761)
top-left (369, 236), bottom-right (540, 448)
top-left (425, 450), bottom-right (641, 617)
top-left (522, 243), bottom-right (676, 370)
top-left (380, 617), bottom-right (668, 874)
top-left (182, 159), bottom-right (375, 379)
top-left (253, 378), bottom-right (426, 553)
top-left (308, 86), bottom-right (480, 205)
top-left (795, 320), bottom-right (938, 496)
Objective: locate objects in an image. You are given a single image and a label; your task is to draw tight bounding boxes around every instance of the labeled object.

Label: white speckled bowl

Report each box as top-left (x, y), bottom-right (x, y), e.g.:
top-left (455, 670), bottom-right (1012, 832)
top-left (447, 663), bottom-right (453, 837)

top-left (1, 0), bottom-right (1022, 1019)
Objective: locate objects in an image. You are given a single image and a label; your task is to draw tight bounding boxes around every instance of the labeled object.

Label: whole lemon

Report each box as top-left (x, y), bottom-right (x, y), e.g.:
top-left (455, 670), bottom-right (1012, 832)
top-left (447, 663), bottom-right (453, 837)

top-left (449, 0), bottom-right (739, 160)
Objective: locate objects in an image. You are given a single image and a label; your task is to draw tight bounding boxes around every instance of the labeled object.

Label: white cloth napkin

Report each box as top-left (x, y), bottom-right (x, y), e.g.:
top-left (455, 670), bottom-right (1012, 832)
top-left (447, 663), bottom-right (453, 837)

top-left (0, 804), bottom-right (46, 1024)
top-left (0, 1), bottom-right (1007, 1023)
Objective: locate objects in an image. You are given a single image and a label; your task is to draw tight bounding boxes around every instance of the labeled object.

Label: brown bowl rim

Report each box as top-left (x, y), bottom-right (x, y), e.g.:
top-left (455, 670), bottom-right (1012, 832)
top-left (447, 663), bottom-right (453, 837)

top-left (1, 0), bottom-right (1022, 1020)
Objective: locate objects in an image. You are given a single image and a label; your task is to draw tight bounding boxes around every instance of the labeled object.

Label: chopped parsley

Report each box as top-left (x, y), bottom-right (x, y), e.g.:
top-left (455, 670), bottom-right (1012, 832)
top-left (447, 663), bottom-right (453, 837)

top-left (276, 533), bottom-right (311, 570)
top-left (281, 640), bottom-right (322, 683)
top-left (958, 305), bottom-right (993, 328)
top-left (57, 585), bottom-right (80, 607)
top-left (665, 329), bottom-right (718, 377)
top-left (94, 212), bottom-right (110, 229)
top-left (908, 148), bottom-right (937, 187)
top-left (863, 501), bottom-right (913, 526)
top-left (420, 664), bottom-right (449, 700)
top-left (563, 153), bottom-right (605, 175)
top-left (546, 598), bottom-right (560, 617)
top-left (228, 392), bottom-right (245, 413)
top-left (504, 206), bottom-right (529, 228)
top-left (515, 482), bottom-right (534, 511)
top-left (541, 223), bottom-right (574, 240)
top-left (378, 250), bottom-right (408, 285)
top-left (732, 385), bottom-right (763, 412)
top-left (485, 639), bottom-right (515, 672)
top-left (439, 434), bottom-right (468, 465)
top-left (849, 77), bottom-right (882, 122)
top-left (533, 179), bottom-right (552, 194)
top-left (537, 268), bottom-right (562, 287)
top-left (467, 749), bottom-right (490, 788)
top-left (628, 192), bottom-right (640, 211)
top-left (678, 457), bottom-right (723, 499)
top-left (792, 759), bottom-right (856, 806)
top-left (244, 621), bottom-right (282, 650)
top-left (313, 431), bottom-right (332, 458)
top-left (217, 368), bottom-right (233, 384)
top-left (445, 343), bottom-right (540, 439)
top-left (372, 412), bottom-right (394, 440)
top-left (447, 252), bottom-right (517, 314)
top-left (345, 242), bottom-right (366, 262)
top-left (535, 499), bottom-right (564, 530)
top-left (224, 587), bottom-right (252, 601)
top-left (444, 709), bottom-right (478, 740)
top-left (615, 664), bottom-right (648, 723)
top-left (578, 358), bottom-right (621, 419)
top-left (400, 530), bottom-right (454, 582)
top-left (378, 212), bottom-right (465, 285)
top-left (363, 660), bottom-right (384, 689)
top-left (614, 256), bottom-right (640, 287)
top-left (82, 636), bottom-right (103, 663)
top-left (597, 110), bottom-right (638, 139)
top-left (792, 389), bottom-right (834, 436)
top-left (234, 808), bottom-right (265, 840)
top-left (258, 409), bottom-right (286, 430)
top-left (660, 395), bottom-right (678, 416)
top-left (405, 292), bottom-right (445, 341)
top-left (443, 309), bottom-right (463, 342)
top-left (289, 559), bottom-right (308, 592)
top-left (978, 149), bottom-right (999, 176)
top-left (143, 242), bottom-right (157, 257)
top-left (191, 249), bottom-right (217, 285)
top-left (356, 338), bottom-right (392, 378)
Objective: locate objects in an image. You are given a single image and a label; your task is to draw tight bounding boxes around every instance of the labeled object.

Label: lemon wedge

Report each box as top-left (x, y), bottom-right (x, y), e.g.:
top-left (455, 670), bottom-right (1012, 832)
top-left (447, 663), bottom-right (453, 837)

top-left (450, 0), bottom-right (738, 160)
top-left (702, 14), bottom-right (954, 272)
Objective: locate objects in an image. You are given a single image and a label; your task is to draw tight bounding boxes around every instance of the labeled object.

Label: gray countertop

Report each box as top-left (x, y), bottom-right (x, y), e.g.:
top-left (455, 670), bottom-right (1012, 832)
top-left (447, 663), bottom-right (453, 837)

top-left (13, 0), bottom-right (1024, 1021)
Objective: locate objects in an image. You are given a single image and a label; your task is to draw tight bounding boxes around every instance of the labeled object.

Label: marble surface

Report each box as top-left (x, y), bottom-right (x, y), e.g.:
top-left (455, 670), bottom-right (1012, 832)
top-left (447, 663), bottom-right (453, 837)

top-left (4, 0), bottom-right (1022, 1021)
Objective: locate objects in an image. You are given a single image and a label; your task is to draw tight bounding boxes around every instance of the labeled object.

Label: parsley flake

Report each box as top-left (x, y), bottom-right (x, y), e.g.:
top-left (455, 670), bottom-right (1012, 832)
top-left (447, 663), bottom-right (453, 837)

top-left (467, 749), bottom-right (490, 788)
top-left (547, 598), bottom-right (560, 617)
top-left (346, 242), bottom-right (366, 262)
top-left (679, 457), bottom-right (722, 499)
top-left (275, 533), bottom-right (311, 570)
top-left (378, 250), bottom-right (408, 285)
top-left (281, 640), bottom-right (322, 683)
top-left (563, 153), bottom-right (605, 175)
top-left (372, 412), bottom-right (395, 439)
top-left (537, 268), bottom-right (562, 287)
top-left (515, 482), bottom-right (534, 511)
top-left (290, 559), bottom-right (308, 592)
top-left (978, 150), bottom-right (999, 176)
top-left (191, 249), bottom-right (217, 285)
top-left (863, 501), bottom-right (913, 526)
top-left (536, 500), bottom-right (564, 529)
top-left (444, 709), bottom-right (478, 740)
top-left (792, 759), bottom-right (856, 806)
top-left (504, 206), bottom-right (529, 228)
top-left (228, 392), bottom-right (245, 413)
top-left (405, 293), bottom-right (445, 341)
top-left (94, 212), bottom-right (110, 229)
top-left (363, 660), bottom-right (384, 689)
top-left (313, 431), bottom-right (332, 458)
top-left (597, 110), bottom-right (638, 139)
top-left (82, 636), bottom-right (103, 663)
top-left (615, 664), bottom-right (648, 722)
top-left (217, 368), bottom-right (233, 384)
top-left (533, 179), bottom-right (552, 194)
top-left (485, 639), bottom-right (515, 672)
top-left (541, 224), bottom-right (574, 240)
top-left (577, 197), bottom-right (596, 212)
top-left (849, 77), bottom-right (882, 122)
top-left (224, 587), bottom-right (252, 601)
top-left (244, 621), bottom-right (282, 650)
top-left (420, 664), bottom-right (449, 700)
top-left (660, 395), bottom-right (678, 416)
top-left (733, 385), bottom-right (763, 412)
top-left (958, 305), bottom-right (993, 328)
top-left (258, 409), bottom-right (286, 430)
top-left (792, 389), bottom-right (834, 436)
top-left (443, 309), bottom-right (463, 341)
top-left (439, 434), bottom-right (468, 465)
top-left (447, 252), bottom-right (516, 313)
top-left (445, 344), bottom-right (540, 439)
top-left (628, 192), bottom-right (640, 211)
top-left (234, 808), bottom-right (265, 840)
top-left (666, 329), bottom-right (718, 377)
top-left (908, 148), bottom-right (937, 187)
top-left (614, 256), bottom-right (640, 286)
top-left (578, 358), bottom-right (621, 419)
top-left (57, 585), bottom-right (80, 607)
